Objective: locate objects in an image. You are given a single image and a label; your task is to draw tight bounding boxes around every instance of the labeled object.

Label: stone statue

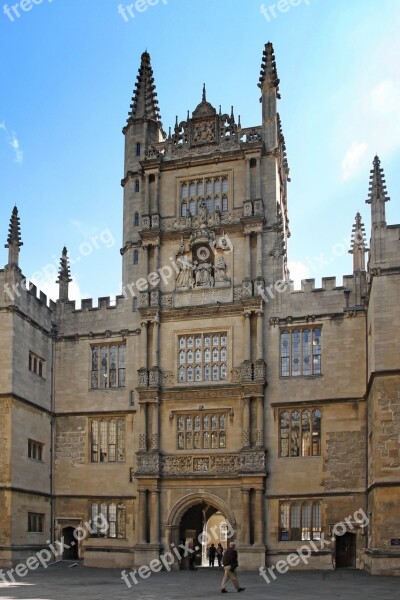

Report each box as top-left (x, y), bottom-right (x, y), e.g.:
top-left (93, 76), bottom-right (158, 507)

top-left (199, 200), bottom-right (207, 224)
top-left (176, 255), bottom-right (194, 288)
top-left (195, 262), bottom-right (213, 287)
top-left (215, 255), bottom-right (229, 282)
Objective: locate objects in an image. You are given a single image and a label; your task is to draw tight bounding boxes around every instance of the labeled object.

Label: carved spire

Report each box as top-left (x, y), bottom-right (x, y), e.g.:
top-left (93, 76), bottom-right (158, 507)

top-left (349, 212), bottom-right (368, 272)
top-left (366, 155), bottom-right (390, 225)
top-left (56, 246), bottom-right (72, 301)
top-left (202, 83), bottom-right (206, 102)
top-left (125, 51), bottom-right (163, 129)
top-left (5, 206), bottom-right (23, 267)
top-left (258, 42), bottom-right (280, 98)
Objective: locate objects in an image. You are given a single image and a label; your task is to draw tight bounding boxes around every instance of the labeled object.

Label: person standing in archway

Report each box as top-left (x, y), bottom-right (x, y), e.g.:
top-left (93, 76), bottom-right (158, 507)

top-left (220, 542), bottom-right (245, 593)
top-left (216, 543), bottom-right (224, 569)
top-left (208, 543), bottom-right (216, 567)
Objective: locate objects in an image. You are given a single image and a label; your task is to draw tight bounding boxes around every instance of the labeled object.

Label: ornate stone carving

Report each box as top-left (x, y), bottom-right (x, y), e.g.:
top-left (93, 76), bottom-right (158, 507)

top-left (161, 371), bottom-right (174, 386)
top-left (149, 369), bottom-right (161, 386)
top-left (139, 434), bottom-right (147, 451)
top-left (269, 316), bottom-right (280, 325)
top-left (162, 456), bottom-right (192, 474)
top-left (233, 287), bottom-right (243, 302)
top-left (150, 289), bottom-right (160, 307)
top-left (214, 254), bottom-right (230, 284)
top-left (242, 431), bottom-right (251, 447)
top-left (241, 361), bottom-right (253, 382)
top-left (253, 199), bottom-right (264, 216)
top-left (231, 367), bottom-right (242, 383)
top-left (174, 287), bottom-right (233, 308)
top-left (160, 294), bottom-right (173, 308)
top-left (243, 201), bottom-right (253, 217)
top-left (138, 369), bottom-right (149, 387)
top-left (150, 433), bottom-right (159, 450)
top-left (256, 430), bottom-right (264, 447)
top-left (239, 450), bottom-right (266, 472)
top-left (242, 278), bottom-right (253, 298)
top-left (193, 457), bottom-right (210, 472)
top-left (142, 216), bottom-right (151, 230)
top-left (140, 292), bottom-right (149, 308)
top-left (253, 361), bottom-right (266, 381)
top-left (151, 214), bottom-right (160, 229)
top-left (136, 453), bottom-right (161, 475)
top-left (210, 454), bottom-right (240, 472)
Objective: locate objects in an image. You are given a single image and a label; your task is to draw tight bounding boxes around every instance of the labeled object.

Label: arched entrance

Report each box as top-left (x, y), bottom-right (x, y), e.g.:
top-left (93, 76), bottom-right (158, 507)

top-left (166, 493), bottom-right (236, 569)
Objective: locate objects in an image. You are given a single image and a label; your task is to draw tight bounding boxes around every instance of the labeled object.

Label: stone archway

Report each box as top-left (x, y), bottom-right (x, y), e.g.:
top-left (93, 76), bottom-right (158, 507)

top-left (165, 492), bottom-right (237, 552)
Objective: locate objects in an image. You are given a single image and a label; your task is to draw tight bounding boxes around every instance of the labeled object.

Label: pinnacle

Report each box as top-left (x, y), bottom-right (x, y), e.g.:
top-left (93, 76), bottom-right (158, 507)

top-left (258, 41), bottom-right (280, 98)
top-left (125, 50), bottom-right (163, 126)
top-left (57, 246), bottom-right (72, 284)
top-left (349, 212), bottom-right (368, 253)
top-left (366, 155), bottom-right (390, 204)
top-left (5, 205), bottom-right (23, 248)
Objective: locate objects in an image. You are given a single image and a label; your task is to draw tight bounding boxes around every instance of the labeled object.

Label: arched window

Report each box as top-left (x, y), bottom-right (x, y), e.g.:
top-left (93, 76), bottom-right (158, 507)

top-left (179, 351), bottom-right (186, 364)
top-left (222, 195), bottom-right (228, 212)
top-left (134, 212), bottom-right (140, 226)
top-left (206, 197), bottom-right (212, 213)
top-left (189, 199), bottom-right (196, 216)
top-left (181, 202), bottom-right (187, 217)
top-left (135, 179), bottom-right (140, 192)
top-left (136, 142), bottom-right (141, 157)
top-left (133, 250), bottom-right (139, 265)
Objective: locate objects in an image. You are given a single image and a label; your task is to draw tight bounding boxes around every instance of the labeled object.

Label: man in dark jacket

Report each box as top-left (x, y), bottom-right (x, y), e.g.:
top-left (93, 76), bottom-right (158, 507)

top-left (220, 542), bottom-right (245, 593)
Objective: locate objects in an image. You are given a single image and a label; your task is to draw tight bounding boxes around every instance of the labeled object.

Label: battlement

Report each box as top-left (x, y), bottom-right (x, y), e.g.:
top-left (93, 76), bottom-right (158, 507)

top-left (65, 294), bottom-right (128, 314)
top-left (297, 275), bottom-right (355, 294)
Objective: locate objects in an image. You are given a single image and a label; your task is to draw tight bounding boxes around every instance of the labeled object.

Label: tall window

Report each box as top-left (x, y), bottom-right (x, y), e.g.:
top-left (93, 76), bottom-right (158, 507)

top-left (280, 328), bottom-right (321, 377)
top-left (28, 513), bottom-right (44, 533)
top-left (279, 501), bottom-right (321, 541)
top-left (178, 333), bottom-right (228, 384)
top-left (90, 418), bottom-right (126, 463)
top-left (135, 179), bottom-right (140, 192)
top-left (179, 175), bottom-right (229, 217)
top-left (90, 502), bottom-right (126, 538)
top-left (91, 344), bottom-right (126, 389)
top-left (133, 250), bottom-right (139, 265)
top-left (28, 439), bottom-right (43, 461)
top-left (134, 212), bottom-right (140, 226)
top-left (177, 412), bottom-right (227, 450)
top-left (136, 142), bottom-right (141, 157)
top-left (279, 409), bottom-right (321, 457)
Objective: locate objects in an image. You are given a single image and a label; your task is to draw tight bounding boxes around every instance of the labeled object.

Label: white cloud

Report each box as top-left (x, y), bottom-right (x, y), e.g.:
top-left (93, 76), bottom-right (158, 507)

top-left (0, 121), bottom-right (23, 163)
top-left (287, 260), bottom-right (312, 289)
top-left (342, 141), bottom-right (368, 180)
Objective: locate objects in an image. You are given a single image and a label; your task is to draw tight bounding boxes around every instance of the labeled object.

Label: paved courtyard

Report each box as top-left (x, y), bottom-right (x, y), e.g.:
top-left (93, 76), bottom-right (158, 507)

top-left (0, 563), bottom-right (398, 600)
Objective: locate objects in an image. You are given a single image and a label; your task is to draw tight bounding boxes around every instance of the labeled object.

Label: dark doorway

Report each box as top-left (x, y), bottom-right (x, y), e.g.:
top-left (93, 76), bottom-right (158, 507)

top-left (62, 527), bottom-right (79, 560)
top-left (179, 502), bottom-right (219, 568)
top-left (335, 532), bottom-right (356, 568)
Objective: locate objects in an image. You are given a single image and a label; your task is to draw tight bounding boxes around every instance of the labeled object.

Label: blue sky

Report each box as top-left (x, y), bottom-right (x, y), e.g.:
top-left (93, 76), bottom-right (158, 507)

top-left (1, 0), bottom-right (399, 304)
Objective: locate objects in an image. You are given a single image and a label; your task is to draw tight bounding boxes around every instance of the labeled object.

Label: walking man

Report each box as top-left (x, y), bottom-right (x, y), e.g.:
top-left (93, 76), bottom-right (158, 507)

top-left (220, 542), bottom-right (245, 593)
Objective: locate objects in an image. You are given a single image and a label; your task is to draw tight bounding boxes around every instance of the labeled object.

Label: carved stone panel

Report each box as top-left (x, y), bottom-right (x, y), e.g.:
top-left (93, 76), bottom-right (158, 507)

top-left (239, 450), bottom-right (266, 472)
top-left (174, 287), bottom-right (233, 308)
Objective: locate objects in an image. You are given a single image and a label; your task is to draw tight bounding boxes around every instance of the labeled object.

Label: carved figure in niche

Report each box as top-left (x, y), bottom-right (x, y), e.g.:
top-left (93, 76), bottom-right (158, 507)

top-left (176, 255), bottom-right (194, 288)
top-left (199, 200), bottom-right (207, 224)
top-left (215, 255), bottom-right (230, 282)
top-left (194, 121), bottom-right (215, 143)
top-left (195, 262), bottom-right (213, 287)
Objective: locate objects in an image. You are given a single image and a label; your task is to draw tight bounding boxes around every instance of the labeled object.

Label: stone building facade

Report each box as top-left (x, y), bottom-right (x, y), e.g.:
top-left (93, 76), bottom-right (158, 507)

top-left (0, 43), bottom-right (399, 576)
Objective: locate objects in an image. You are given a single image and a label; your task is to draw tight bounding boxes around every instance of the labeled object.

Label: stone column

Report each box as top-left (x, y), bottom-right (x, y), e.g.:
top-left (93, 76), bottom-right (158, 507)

top-left (256, 396), bottom-right (264, 447)
top-left (155, 173), bottom-right (160, 215)
top-left (256, 157), bottom-right (261, 199)
top-left (244, 233), bottom-right (251, 278)
top-left (243, 311), bottom-right (251, 362)
top-left (141, 321), bottom-right (148, 369)
top-left (242, 397), bottom-right (250, 448)
top-left (150, 490), bottom-right (160, 544)
top-left (153, 318), bottom-right (160, 368)
top-left (142, 245), bottom-right (149, 276)
top-left (138, 490), bottom-right (147, 544)
top-left (254, 489), bottom-right (264, 545)
top-left (151, 402), bottom-right (159, 451)
top-left (144, 174), bottom-right (150, 214)
top-left (241, 489), bottom-right (250, 544)
top-left (153, 243), bottom-right (160, 274)
top-left (256, 310), bottom-right (264, 362)
top-left (245, 159), bottom-right (251, 200)
top-left (139, 403), bottom-right (147, 451)
top-left (256, 232), bottom-right (263, 278)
